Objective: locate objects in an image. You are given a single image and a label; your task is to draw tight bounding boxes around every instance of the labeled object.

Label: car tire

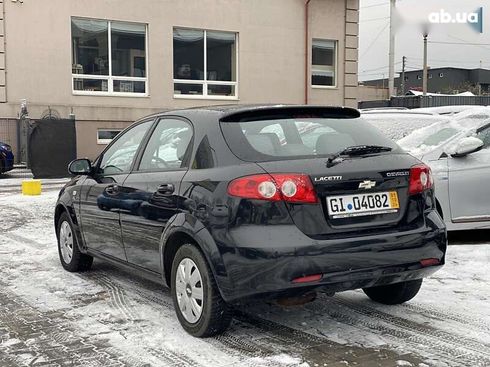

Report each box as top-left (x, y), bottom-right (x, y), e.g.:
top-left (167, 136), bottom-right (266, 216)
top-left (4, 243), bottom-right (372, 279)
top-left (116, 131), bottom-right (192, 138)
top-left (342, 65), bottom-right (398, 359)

top-left (171, 244), bottom-right (232, 337)
top-left (363, 279), bottom-right (423, 305)
top-left (0, 158), bottom-right (4, 174)
top-left (57, 212), bottom-right (93, 272)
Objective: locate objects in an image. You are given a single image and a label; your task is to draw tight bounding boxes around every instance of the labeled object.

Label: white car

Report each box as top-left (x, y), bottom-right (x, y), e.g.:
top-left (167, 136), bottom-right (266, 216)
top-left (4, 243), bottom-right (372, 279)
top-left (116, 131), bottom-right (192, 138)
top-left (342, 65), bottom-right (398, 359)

top-left (363, 108), bottom-right (490, 231)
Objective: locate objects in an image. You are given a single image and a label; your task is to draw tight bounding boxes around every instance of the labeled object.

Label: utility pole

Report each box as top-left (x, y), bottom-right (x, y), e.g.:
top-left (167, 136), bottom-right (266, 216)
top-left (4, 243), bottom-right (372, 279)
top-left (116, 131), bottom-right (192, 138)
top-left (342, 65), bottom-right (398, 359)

top-left (401, 56), bottom-right (406, 95)
top-left (388, 0), bottom-right (396, 96)
top-left (422, 34), bottom-right (428, 96)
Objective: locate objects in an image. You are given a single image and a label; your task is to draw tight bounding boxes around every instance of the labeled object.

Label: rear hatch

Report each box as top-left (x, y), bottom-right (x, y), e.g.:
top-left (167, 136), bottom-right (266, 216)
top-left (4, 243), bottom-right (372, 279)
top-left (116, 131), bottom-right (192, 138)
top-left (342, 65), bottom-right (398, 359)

top-left (257, 154), bottom-right (422, 238)
top-left (220, 106), bottom-right (426, 238)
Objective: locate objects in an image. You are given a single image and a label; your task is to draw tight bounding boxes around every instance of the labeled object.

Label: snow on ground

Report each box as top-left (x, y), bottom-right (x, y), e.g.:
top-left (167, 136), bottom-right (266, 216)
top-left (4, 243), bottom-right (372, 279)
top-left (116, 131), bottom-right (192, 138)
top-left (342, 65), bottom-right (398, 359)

top-left (0, 188), bottom-right (489, 367)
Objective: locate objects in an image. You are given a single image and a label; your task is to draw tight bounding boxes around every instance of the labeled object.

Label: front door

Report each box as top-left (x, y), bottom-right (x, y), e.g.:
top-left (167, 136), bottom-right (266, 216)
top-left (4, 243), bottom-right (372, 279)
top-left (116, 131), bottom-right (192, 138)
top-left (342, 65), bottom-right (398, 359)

top-left (120, 117), bottom-right (193, 272)
top-left (79, 119), bottom-right (154, 260)
top-left (448, 126), bottom-right (490, 223)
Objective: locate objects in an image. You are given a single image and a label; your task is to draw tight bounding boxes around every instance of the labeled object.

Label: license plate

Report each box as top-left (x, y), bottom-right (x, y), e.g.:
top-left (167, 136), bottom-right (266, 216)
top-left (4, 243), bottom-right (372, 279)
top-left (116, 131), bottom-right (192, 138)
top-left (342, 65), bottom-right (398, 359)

top-left (326, 191), bottom-right (400, 219)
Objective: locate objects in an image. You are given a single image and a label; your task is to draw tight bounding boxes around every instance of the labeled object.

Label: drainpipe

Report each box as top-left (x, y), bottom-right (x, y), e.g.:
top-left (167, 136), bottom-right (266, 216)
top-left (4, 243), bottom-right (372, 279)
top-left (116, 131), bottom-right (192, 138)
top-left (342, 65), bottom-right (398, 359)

top-left (304, 0), bottom-right (311, 104)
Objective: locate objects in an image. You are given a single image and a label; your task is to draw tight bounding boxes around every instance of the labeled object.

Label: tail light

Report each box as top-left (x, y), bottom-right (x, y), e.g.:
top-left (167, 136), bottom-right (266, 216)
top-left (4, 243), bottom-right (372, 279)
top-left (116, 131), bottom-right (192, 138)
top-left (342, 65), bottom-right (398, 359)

top-left (408, 164), bottom-right (433, 195)
top-left (228, 173), bottom-right (318, 204)
top-left (292, 274), bottom-right (322, 283)
top-left (420, 258), bottom-right (440, 267)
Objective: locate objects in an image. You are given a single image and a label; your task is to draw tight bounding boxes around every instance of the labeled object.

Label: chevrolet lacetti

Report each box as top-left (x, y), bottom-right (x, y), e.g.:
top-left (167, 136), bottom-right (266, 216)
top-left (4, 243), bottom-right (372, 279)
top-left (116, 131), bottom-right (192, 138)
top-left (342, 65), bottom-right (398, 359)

top-left (55, 105), bottom-right (447, 337)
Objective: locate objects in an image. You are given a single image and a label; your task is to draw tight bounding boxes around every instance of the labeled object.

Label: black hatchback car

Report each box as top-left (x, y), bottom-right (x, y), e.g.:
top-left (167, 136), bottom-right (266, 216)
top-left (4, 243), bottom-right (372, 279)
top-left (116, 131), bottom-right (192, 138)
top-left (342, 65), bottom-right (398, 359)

top-left (55, 105), bottom-right (446, 337)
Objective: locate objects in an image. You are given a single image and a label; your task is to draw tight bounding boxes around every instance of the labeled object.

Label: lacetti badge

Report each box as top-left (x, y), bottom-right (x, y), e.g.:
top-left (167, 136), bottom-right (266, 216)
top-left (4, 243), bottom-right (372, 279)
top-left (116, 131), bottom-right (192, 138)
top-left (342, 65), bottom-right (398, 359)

top-left (359, 180), bottom-right (376, 189)
top-left (314, 175), bottom-right (342, 182)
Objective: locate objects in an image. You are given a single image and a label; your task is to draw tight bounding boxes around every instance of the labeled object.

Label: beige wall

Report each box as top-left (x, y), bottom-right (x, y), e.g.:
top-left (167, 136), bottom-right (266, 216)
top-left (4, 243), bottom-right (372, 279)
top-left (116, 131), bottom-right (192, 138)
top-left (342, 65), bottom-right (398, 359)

top-left (76, 120), bottom-right (133, 159)
top-left (358, 85), bottom-right (390, 102)
top-left (0, 0), bottom-right (359, 158)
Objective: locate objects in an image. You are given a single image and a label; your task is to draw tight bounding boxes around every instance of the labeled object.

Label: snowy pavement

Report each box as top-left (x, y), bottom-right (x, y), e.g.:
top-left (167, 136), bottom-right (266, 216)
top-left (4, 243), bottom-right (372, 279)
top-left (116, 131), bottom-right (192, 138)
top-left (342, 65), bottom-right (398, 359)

top-left (0, 187), bottom-right (489, 367)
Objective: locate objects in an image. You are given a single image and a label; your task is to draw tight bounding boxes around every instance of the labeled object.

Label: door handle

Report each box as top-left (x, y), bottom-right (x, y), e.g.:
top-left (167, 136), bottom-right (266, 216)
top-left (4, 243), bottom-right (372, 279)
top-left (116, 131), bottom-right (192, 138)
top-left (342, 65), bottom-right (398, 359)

top-left (105, 184), bottom-right (119, 195)
top-left (156, 183), bottom-right (175, 195)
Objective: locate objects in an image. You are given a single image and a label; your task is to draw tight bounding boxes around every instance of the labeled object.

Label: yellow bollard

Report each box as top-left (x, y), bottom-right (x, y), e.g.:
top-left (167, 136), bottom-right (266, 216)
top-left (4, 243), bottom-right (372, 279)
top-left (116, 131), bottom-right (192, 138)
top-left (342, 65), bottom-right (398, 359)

top-left (22, 179), bottom-right (42, 196)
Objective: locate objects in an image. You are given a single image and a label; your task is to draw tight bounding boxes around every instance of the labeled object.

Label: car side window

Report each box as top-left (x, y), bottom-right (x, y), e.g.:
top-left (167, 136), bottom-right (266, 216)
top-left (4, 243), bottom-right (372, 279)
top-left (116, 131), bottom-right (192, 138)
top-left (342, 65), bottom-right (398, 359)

top-left (139, 118), bottom-right (193, 171)
top-left (99, 120), bottom-right (153, 175)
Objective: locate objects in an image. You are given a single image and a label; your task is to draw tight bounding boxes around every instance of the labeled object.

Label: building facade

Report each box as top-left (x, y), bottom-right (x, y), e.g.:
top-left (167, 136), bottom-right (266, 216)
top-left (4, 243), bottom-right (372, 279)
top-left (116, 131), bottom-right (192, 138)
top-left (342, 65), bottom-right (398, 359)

top-left (0, 0), bottom-right (359, 159)
top-left (363, 67), bottom-right (490, 96)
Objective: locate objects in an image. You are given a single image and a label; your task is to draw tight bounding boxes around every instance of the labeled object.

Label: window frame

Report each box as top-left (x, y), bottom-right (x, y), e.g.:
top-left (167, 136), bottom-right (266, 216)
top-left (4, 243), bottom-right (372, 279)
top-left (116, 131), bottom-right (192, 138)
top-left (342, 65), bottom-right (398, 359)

top-left (97, 129), bottom-right (123, 145)
top-left (311, 38), bottom-right (338, 89)
top-left (71, 17), bottom-right (149, 97)
top-left (136, 116), bottom-right (195, 173)
top-left (173, 27), bottom-right (239, 100)
top-left (95, 118), bottom-right (155, 176)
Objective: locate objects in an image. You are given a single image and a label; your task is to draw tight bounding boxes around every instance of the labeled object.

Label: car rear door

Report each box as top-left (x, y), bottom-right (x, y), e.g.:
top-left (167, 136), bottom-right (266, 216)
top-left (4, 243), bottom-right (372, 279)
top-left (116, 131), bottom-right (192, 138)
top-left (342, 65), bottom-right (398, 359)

top-left (448, 126), bottom-right (490, 223)
top-left (79, 119), bottom-right (154, 261)
top-left (119, 117), bottom-right (193, 273)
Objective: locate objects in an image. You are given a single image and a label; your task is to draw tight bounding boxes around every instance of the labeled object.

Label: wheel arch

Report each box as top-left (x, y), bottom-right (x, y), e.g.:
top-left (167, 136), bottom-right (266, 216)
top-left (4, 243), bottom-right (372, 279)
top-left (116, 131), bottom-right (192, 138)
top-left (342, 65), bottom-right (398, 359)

top-left (159, 215), bottom-right (232, 298)
top-left (54, 201), bottom-right (86, 252)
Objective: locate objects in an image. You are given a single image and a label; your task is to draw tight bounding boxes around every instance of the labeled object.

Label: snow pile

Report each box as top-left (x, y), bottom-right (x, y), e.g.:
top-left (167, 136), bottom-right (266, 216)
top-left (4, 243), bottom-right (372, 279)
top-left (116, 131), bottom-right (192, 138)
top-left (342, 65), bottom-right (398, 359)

top-left (362, 114), bottom-right (449, 141)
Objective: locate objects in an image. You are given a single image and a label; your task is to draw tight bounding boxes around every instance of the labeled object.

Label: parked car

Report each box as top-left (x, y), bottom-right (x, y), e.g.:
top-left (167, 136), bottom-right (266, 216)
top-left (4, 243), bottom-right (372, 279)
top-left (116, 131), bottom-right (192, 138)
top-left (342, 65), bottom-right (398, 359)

top-left (364, 107), bottom-right (490, 231)
top-left (55, 105), bottom-right (447, 337)
top-left (0, 141), bottom-right (14, 174)
top-left (414, 105), bottom-right (480, 116)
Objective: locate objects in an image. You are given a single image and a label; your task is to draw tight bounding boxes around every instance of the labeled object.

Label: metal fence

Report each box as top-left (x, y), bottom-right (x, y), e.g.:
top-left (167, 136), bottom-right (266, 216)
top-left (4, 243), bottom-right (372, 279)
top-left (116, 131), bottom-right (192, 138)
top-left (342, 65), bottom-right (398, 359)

top-left (359, 95), bottom-right (490, 109)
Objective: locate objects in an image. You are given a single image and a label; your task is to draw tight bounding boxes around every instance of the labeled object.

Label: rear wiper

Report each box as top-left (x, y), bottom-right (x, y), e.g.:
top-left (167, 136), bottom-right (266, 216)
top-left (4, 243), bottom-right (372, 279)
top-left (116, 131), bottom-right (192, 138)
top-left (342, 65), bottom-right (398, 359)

top-left (326, 145), bottom-right (392, 168)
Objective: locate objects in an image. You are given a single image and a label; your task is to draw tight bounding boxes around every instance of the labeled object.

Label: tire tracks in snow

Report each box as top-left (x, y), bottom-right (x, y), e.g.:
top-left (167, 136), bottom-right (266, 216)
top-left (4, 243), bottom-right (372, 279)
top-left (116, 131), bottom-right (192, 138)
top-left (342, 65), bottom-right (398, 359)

top-left (86, 272), bottom-right (201, 367)
top-left (402, 302), bottom-right (490, 334)
top-left (0, 206), bottom-right (27, 232)
top-left (305, 294), bottom-right (490, 367)
top-left (88, 270), bottom-right (422, 366)
top-left (86, 271), bottom-right (277, 363)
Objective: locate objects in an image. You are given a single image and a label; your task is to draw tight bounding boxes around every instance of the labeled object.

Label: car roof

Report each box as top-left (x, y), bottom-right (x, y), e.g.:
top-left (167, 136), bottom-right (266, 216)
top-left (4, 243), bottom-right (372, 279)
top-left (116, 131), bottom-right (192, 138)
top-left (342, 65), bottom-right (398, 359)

top-left (140, 104), bottom-right (360, 123)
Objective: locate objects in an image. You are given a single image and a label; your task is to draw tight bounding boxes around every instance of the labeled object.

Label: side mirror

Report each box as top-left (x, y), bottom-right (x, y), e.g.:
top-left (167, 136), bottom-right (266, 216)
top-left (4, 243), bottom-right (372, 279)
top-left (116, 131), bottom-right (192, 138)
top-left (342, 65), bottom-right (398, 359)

top-left (450, 137), bottom-right (484, 158)
top-left (68, 158), bottom-right (93, 175)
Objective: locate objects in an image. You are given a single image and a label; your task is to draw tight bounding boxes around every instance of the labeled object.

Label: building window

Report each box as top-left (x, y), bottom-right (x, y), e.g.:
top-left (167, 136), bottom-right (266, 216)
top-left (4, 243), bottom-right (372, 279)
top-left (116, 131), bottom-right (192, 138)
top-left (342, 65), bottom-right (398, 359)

top-left (311, 39), bottom-right (337, 87)
top-left (97, 129), bottom-right (122, 145)
top-left (404, 76), bottom-right (408, 81)
top-left (439, 72), bottom-right (444, 78)
top-left (417, 75), bottom-right (422, 80)
top-left (173, 28), bottom-right (238, 99)
top-left (71, 17), bottom-right (147, 96)
top-left (429, 74), bottom-right (433, 79)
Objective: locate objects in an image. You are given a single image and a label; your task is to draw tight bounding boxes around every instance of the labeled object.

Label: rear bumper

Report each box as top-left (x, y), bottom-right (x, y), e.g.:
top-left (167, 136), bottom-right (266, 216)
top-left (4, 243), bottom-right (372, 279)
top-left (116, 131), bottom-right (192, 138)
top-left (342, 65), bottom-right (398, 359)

top-left (217, 211), bottom-right (446, 302)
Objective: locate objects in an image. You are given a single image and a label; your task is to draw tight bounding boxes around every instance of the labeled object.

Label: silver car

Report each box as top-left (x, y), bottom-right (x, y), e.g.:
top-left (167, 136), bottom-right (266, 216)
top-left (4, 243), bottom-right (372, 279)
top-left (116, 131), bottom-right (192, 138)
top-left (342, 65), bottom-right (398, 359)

top-left (364, 108), bottom-right (490, 231)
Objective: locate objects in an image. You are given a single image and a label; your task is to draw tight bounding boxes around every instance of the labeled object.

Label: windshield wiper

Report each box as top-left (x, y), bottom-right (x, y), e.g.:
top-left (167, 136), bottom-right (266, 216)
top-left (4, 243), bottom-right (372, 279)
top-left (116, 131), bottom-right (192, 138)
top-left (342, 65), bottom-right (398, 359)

top-left (326, 145), bottom-right (392, 168)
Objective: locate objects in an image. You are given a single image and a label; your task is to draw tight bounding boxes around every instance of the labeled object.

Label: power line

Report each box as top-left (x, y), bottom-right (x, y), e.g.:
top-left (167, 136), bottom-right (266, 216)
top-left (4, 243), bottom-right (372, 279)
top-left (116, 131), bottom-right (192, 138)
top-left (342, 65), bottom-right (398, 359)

top-left (447, 35), bottom-right (490, 52)
top-left (360, 2), bottom-right (389, 9)
top-left (359, 21), bottom-right (390, 59)
top-left (360, 16), bottom-right (390, 23)
top-left (406, 56), bottom-right (490, 65)
top-left (428, 41), bottom-right (490, 46)
top-left (359, 62), bottom-right (401, 74)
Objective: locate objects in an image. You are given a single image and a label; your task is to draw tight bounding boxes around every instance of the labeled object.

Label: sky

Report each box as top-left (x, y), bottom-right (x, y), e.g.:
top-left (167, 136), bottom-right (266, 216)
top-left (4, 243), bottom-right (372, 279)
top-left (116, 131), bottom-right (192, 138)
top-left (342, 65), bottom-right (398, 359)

top-left (359, 0), bottom-right (490, 81)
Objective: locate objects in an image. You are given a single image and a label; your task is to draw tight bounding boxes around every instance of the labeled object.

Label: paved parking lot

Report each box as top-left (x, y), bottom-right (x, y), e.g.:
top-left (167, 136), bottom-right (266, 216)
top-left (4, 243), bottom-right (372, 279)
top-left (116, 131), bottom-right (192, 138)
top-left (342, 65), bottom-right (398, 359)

top-left (0, 180), bottom-right (489, 366)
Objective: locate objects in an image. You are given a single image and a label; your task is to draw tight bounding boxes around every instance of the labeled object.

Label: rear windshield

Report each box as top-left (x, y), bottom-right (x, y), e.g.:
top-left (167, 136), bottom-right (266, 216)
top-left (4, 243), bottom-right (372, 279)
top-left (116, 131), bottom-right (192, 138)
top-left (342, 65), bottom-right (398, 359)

top-left (220, 116), bottom-right (399, 162)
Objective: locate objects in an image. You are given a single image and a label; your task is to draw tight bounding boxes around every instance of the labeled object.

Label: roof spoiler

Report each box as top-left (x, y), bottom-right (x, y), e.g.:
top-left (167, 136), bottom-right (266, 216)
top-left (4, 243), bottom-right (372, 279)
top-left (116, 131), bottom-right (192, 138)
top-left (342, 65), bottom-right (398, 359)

top-left (220, 105), bottom-right (360, 122)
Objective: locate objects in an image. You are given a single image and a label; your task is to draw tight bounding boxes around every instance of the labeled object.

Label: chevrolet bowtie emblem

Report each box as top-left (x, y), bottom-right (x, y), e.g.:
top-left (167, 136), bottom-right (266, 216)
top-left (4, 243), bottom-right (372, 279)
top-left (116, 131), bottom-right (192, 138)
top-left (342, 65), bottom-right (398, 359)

top-left (359, 180), bottom-right (376, 189)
